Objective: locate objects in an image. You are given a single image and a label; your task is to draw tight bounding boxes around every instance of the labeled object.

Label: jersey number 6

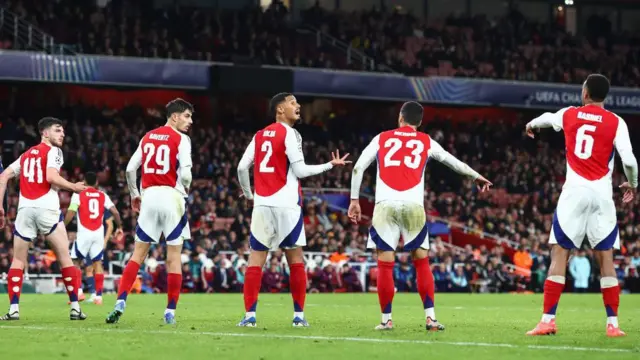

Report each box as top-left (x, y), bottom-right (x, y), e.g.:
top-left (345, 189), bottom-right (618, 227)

top-left (383, 138), bottom-right (424, 169)
top-left (575, 124), bottom-right (596, 160)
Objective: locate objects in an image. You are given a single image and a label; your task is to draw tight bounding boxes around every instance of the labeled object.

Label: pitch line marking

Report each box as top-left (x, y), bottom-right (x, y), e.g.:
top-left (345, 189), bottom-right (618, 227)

top-left (0, 325), bottom-right (634, 353)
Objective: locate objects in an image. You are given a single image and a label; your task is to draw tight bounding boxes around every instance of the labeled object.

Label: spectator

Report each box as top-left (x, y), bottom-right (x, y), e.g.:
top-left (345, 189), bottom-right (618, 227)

top-left (394, 256), bottom-right (414, 292)
top-left (569, 250), bottom-right (591, 293)
top-left (341, 263), bottom-right (362, 292)
top-left (262, 260), bottom-right (284, 293)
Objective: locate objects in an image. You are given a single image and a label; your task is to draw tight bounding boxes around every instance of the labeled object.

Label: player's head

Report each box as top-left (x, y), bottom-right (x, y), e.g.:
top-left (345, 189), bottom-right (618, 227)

top-left (38, 117), bottom-right (64, 147)
top-left (84, 171), bottom-right (98, 187)
top-left (166, 98), bottom-right (194, 133)
top-left (582, 74), bottom-right (610, 105)
top-left (398, 101), bottom-right (423, 128)
top-left (270, 92), bottom-right (300, 125)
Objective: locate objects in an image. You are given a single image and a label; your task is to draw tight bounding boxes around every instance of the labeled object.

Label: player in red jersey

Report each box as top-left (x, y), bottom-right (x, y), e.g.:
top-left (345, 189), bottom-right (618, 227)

top-left (105, 99), bottom-right (193, 325)
top-left (236, 93), bottom-right (350, 327)
top-left (525, 74), bottom-right (636, 337)
top-left (0, 117), bottom-right (88, 321)
top-left (348, 102), bottom-right (492, 331)
top-left (65, 171), bottom-right (123, 305)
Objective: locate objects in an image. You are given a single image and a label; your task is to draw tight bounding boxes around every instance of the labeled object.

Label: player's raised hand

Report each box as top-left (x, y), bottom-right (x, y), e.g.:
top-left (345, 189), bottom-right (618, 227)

top-left (348, 200), bottom-right (361, 224)
top-left (525, 123), bottom-right (535, 138)
top-left (474, 175), bottom-right (493, 192)
top-left (330, 150), bottom-right (352, 167)
top-left (72, 182), bottom-right (88, 193)
top-left (131, 196), bottom-right (142, 213)
top-left (0, 207), bottom-right (5, 229)
top-left (619, 182), bottom-right (636, 203)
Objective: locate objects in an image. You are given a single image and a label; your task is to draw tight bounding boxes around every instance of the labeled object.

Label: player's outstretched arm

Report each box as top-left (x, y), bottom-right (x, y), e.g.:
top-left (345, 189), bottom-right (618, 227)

top-left (0, 164), bottom-right (18, 228)
top-left (237, 136), bottom-right (256, 200)
top-left (46, 168), bottom-right (86, 193)
top-left (64, 193), bottom-right (79, 226)
top-left (526, 107), bottom-right (569, 138)
top-left (286, 129), bottom-right (350, 179)
top-left (348, 136), bottom-right (379, 223)
top-left (429, 139), bottom-right (492, 192)
top-left (614, 118), bottom-right (638, 203)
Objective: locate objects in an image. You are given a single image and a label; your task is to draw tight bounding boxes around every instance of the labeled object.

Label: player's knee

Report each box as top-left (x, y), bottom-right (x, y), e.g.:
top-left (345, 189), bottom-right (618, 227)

top-left (377, 250), bottom-right (395, 262)
top-left (410, 248), bottom-right (428, 260)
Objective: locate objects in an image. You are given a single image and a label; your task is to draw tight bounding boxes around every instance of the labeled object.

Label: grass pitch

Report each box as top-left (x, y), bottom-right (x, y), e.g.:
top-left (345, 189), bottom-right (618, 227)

top-left (0, 293), bottom-right (638, 359)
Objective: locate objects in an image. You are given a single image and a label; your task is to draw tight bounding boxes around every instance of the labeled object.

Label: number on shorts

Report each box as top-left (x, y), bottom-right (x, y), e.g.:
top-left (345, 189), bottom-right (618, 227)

top-left (23, 157), bottom-right (43, 183)
top-left (383, 138), bottom-right (424, 169)
top-left (88, 198), bottom-right (100, 219)
top-left (143, 143), bottom-right (171, 174)
top-left (259, 141), bottom-right (275, 173)
top-left (574, 124), bottom-right (596, 160)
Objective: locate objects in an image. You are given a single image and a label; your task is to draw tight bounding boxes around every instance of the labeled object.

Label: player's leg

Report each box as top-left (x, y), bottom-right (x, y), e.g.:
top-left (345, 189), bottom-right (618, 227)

top-left (0, 231), bottom-right (31, 320)
top-left (369, 202), bottom-right (400, 330)
top-left (164, 244), bottom-right (183, 324)
top-left (238, 206), bottom-right (274, 327)
top-left (44, 214), bottom-right (87, 320)
top-left (92, 261), bottom-right (104, 305)
top-left (105, 241), bottom-right (150, 323)
top-left (70, 241), bottom-right (87, 303)
top-left (88, 237), bottom-right (104, 305)
top-left (279, 207), bottom-right (308, 326)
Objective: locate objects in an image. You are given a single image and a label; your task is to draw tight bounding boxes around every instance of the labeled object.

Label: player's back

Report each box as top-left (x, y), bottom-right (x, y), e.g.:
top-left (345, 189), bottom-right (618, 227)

top-left (374, 126), bottom-right (431, 204)
top-left (17, 142), bottom-right (62, 210)
top-left (76, 187), bottom-right (108, 233)
top-left (561, 105), bottom-right (620, 193)
top-left (139, 126), bottom-right (186, 196)
top-left (252, 122), bottom-right (301, 208)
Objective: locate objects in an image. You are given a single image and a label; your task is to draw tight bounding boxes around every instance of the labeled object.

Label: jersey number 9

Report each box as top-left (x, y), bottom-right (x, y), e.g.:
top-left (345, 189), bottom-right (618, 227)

top-left (88, 198), bottom-right (100, 219)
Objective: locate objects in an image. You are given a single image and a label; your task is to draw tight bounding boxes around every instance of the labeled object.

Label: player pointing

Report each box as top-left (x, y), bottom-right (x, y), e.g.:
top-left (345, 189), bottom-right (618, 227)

top-left (525, 74), bottom-right (635, 337)
top-left (236, 93), bottom-right (350, 327)
top-left (348, 102), bottom-right (491, 331)
top-left (0, 117), bottom-right (88, 321)
top-left (106, 98), bottom-right (193, 325)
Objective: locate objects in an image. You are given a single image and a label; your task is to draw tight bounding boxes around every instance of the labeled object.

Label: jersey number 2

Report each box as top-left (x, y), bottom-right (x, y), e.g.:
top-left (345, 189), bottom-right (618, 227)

top-left (143, 143), bottom-right (171, 174)
top-left (88, 198), bottom-right (100, 219)
top-left (575, 124), bottom-right (596, 159)
top-left (259, 141), bottom-right (274, 173)
top-left (383, 138), bottom-right (424, 169)
top-left (23, 158), bottom-right (43, 183)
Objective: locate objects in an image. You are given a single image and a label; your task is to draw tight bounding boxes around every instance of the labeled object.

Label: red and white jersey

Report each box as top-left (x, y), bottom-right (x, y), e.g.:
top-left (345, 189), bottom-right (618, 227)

top-left (528, 105), bottom-right (637, 196)
top-left (239, 122), bottom-right (304, 208)
top-left (69, 187), bottom-right (114, 234)
top-left (128, 126), bottom-right (192, 197)
top-left (8, 142), bottom-right (64, 210)
top-left (351, 126), bottom-right (480, 205)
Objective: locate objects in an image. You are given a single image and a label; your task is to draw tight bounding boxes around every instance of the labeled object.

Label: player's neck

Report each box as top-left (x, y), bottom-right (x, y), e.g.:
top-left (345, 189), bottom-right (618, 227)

top-left (584, 101), bottom-right (604, 108)
top-left (275, 118), bottom-right (294, 127)
top-left (399, 124), bottom-right (417, 131)
top-left (165, 123), bottom-right (179, 132)
top-left (41, 138), bottom-right (52, 146)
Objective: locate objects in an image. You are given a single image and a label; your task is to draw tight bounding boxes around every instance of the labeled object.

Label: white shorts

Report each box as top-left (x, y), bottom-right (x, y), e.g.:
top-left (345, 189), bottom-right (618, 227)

top-left (549, 186), bottom-right (619, 250)
top-left (14, 208), bottom-right (62, 241)
top-left (249, 206), bottom-right (305, 251)
top-left (135, 187), bottom-right (189, 246)
top-left (367, 201), bottom-right (429, 251)
top-left (71, 232), bottom-right (104, 262)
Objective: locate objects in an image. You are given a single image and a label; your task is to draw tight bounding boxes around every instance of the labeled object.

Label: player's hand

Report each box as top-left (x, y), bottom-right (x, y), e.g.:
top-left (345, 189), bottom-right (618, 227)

top-left (131, 196), bottom-right (142, 213)
top-left (0, 207), bottom-right (5, 229)
top-left (240, 193), bottom-right (254, 207)
top-left (72, 182), bottom-right (88, 193)
top-left (526, 123), bottom-right (535, 138)
top-left (330, 150), bottom-right (352, 167)
top-left (474, 175), bottom-right (493, 192)
top-left (114, 227), bottom-right (124, 239)
top-left (348, 200), bottom-right (361, 224)
top-left (619, 182), bottom-right (636, 203)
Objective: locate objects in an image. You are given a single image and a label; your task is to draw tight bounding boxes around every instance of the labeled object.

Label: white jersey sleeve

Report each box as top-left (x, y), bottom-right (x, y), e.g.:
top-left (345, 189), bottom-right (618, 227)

top-left (126, 141), bottom-right (143, 198)
top-left (428, 139), bottom-right (480, 179)
top-left (237, 135), bottom-right (256, 200)
top-left (47, 146), bottom-right (64, 170)
top-left (285, 127), bottom-right (333, 178)
top-left (8, 156), bottom-right (21, 177)
top-left (68, 193), bottom-right (80, 211)
top-left (614, 117), bottom-right (638, 188)
top-left (178, 134), bottom-right (193, 189)
top-left (527, 107), bottom-right (571, 132)
top-left (350, 135), bottom-right (380, 199)
top-left (104, 193), bottom-right (115, 209)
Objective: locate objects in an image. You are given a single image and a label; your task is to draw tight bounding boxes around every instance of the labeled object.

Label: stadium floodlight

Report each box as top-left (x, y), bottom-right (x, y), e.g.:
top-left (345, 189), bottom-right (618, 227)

top-left (564, 0), bottom-right (574, 6)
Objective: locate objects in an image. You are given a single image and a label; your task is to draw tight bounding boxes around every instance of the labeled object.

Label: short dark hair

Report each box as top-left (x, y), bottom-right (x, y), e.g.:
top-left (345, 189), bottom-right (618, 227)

top-left (166, 98), bottom-right (194, 118)
top-left (269, 92), bottom-right (293, 118)
top-left (37, 117), bottom-right (63, 134)
top-left (84, 172), bottom-right (98, 186)
top-left (584, 74), bottom-right (610, 102)
top-left (400, 101), bottom-right (423, 126)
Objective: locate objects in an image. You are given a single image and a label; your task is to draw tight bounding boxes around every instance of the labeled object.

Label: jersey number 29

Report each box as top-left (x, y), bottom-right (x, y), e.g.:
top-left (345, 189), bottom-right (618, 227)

top-left (143, 143), bottom-right (171, 174)
top-left (383, 138), bottom-right (424, 169)
top-left (575, 124), bottom-right (596, 159)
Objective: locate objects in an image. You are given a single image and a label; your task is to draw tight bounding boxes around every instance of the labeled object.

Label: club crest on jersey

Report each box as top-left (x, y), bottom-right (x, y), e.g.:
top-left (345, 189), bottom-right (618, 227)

top-left (577, 112), bottom-right (602, 122)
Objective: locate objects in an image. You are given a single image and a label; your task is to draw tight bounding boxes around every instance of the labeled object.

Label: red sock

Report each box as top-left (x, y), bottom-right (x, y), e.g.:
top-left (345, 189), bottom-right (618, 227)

top-left (61, 266), bottom-right (79, 303)
top-left (117, 260), bottom-right (141, 301)
top-left (95, 273), bottom-right (104, 296)
top-left (377, 260), bottom-right (395, 314)
top-left (7, 268), bottom-right (23, 306)
top-left (289, 263), bottom-right (306, 313)
top-left (243, 266), bottom-right (263, 312)
top-left (602, 285), bottom-right (620, 317)
top-left (414, 257), bottom-right (435, 310)
top-left (167, 273), bottom-right (182, 310)
top-left (543, 278), bottom-right (565, 315)
top-left (76, 267), bottom-right (83, 292)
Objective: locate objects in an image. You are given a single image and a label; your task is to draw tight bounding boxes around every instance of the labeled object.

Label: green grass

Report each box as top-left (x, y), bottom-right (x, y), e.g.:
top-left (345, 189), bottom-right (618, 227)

top-left (0, 293), bottom-right (638, 359)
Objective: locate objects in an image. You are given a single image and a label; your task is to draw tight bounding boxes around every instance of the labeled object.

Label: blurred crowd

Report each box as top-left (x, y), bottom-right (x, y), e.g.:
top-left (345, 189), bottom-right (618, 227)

top-left (4, 1), bottom-right (640, 86)
top-left (0, 92), bottom-right (639, 294)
